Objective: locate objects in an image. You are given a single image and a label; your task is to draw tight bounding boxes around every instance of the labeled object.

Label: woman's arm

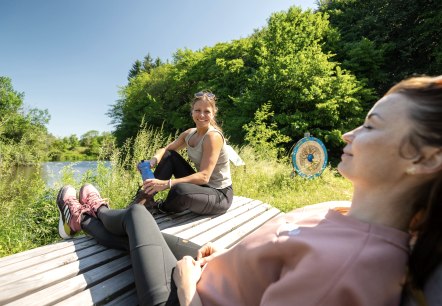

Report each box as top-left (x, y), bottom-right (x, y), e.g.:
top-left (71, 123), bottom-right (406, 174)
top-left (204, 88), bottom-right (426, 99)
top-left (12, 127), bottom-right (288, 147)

top-left (174, 243), bottom-right (226, 305)
top-left (172, 131), bottom-right (223, 185)
top-left (150, 130), bottom-right (190, 166)
top-left (143, 131), bottom-right (224, 194)
top-left (174, 256), bottom-right (203, 306)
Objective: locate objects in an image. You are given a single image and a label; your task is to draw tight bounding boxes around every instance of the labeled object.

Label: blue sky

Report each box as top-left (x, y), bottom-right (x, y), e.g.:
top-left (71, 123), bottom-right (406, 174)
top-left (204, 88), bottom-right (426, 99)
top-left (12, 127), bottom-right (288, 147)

top-left (1, 0), bottom-right (317, 138)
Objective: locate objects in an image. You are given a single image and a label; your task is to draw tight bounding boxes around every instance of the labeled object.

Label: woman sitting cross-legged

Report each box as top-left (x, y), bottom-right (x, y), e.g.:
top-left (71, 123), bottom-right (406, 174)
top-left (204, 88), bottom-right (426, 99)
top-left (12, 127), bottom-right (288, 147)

top-left (56, 76), bottom-right (442, 306)
top-left (132, 91), bottom-right (233, 215)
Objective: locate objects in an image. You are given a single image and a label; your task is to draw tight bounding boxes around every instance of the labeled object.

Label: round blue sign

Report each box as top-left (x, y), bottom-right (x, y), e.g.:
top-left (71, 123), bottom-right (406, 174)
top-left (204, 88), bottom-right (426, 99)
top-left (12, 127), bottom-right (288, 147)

top-left (291, 136), bottom-right (328, 178)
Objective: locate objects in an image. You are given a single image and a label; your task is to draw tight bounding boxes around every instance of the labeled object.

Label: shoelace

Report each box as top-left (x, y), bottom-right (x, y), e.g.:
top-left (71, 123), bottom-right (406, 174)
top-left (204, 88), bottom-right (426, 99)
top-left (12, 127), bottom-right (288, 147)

top-left (84, 192), bottom-right (108, 210)
top-left (65, 196), bottom-right (86, 223)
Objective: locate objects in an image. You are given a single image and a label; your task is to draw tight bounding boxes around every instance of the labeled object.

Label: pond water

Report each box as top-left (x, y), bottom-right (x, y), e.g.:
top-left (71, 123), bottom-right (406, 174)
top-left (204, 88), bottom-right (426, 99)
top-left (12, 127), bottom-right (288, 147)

top-left (12, 161), bottom-right (111, 187)
top-left (43, 161), bottom-right (111, 187)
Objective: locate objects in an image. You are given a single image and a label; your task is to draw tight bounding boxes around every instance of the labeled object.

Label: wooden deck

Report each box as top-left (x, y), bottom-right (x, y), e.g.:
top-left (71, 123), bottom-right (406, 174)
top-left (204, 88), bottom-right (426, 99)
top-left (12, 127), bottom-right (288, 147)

top-left (0, 196), bottom-right (281, 306)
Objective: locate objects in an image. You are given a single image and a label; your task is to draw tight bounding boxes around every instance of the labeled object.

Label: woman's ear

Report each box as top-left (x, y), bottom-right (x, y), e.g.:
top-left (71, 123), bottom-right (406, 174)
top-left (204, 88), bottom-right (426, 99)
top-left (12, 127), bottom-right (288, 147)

top-left (415, 147), bottom-right (442, 174)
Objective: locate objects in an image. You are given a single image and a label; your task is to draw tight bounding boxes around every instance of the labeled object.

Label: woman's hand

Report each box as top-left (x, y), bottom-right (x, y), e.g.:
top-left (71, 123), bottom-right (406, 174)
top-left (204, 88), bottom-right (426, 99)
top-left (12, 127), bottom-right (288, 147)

top-left (142, 179), bottom-right (169, 195)
top-left (197, 242), bottom-right (225, 265)
top-left (149, 157), bottom-right (158, 168)
top-left (174, 256), bottom-right (203, 306)
top-left (197, 242), bottom-right (218, 260)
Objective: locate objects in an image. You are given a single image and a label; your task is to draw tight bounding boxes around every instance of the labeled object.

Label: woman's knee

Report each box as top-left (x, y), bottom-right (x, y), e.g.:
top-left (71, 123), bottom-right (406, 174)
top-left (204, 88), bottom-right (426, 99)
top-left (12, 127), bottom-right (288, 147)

top-left (161, 150), bottom-right (181, 162)
top-left (166, 150), bottom-right (180, 158)
top-left (128, 204), bottom-right (146, 214)
top-left (125, 205), bottom-right (154, 224)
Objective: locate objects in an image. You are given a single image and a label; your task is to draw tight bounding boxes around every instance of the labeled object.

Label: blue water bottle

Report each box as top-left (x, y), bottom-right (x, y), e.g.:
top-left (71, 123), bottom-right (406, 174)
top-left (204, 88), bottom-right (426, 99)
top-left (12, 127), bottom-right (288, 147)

top-left (138, 160), bottom-right (155, 180)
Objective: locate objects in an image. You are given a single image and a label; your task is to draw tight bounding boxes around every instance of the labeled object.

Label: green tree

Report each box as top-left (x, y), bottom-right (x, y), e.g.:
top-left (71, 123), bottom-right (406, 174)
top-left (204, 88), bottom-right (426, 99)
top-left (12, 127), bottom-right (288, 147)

top-left (0, 76), bottom-right (24, 137)
top-left (142, 53), bottom-right (162, 73)
top-left (68, 134), bottom-right (80, 149)
top-left (110, 39), bottom-right (258, 146)
top-left (110, 63), bottom-right (180, 145)
top-left (0, 76), bottom-right (51, 164)
top-left (109, 7), bottom-right (367, 160)
top-left (128, 54), bottom-right (164, 82)
top-left (128, 60), bottom-right (142, 80)
top-left (236, 7), bottom-right (366, 156)
top-left (319, 0), bottom-right (442, 95)
top-left (80, 130), bottom-right (100, 147)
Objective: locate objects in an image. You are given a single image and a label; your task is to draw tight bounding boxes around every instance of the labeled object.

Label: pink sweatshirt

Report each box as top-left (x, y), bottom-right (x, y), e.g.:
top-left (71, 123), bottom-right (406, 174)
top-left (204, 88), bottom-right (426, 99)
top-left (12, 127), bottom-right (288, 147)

top-left (197, 203), bottom-right (410, 306)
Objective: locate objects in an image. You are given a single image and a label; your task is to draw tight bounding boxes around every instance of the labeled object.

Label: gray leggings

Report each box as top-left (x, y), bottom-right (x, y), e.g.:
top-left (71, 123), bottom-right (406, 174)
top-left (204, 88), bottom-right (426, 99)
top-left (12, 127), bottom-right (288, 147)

top-left (91, 204), bottom-right (201, 306)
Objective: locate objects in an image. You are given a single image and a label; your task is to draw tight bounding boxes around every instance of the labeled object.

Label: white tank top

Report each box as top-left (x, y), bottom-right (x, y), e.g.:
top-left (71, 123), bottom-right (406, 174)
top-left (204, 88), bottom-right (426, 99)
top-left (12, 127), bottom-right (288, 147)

top-left (185, 127), bottom-right (232, 189)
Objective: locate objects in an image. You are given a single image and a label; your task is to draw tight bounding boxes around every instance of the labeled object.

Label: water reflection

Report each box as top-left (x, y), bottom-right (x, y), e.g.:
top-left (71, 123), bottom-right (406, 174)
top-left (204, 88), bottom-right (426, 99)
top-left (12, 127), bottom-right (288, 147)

top-left (42, 161), bottom-right (111, 187)
top-left (11, 161), bottom-right (111, 187)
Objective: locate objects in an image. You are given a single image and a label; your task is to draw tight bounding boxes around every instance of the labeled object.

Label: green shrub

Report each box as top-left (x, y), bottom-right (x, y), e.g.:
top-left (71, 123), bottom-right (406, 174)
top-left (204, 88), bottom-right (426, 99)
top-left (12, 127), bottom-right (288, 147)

top-left (0, 166), bottom-right (59, 256)
top-left (243, 103), bottom-right (291, 160)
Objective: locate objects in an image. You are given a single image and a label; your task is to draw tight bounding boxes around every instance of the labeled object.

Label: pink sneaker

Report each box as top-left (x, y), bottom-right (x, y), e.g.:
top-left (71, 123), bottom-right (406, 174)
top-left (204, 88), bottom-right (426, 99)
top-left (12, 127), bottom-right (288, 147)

top-left (56, 185), bottom-right (86, 239)
top-left (79, 184), bottom-right (109, 217)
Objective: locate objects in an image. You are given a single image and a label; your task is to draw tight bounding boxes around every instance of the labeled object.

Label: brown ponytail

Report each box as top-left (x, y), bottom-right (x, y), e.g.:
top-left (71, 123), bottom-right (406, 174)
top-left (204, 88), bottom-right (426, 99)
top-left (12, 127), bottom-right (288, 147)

top-left (387, 76), bottom-right (442, 290)
top-left (408, 176), bottom-right (442, 289)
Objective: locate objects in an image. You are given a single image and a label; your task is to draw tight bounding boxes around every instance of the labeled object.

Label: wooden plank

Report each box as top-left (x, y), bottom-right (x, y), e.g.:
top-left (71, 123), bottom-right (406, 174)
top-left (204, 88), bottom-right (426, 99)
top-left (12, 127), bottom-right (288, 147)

top-left (0, 236), bottom-right (93, 269)
top-left (157, 196), bottom-right (253, 232)
top-left (103, 288), bottom-right (138, 306)
top-left (155, 209), bottom-right (191, 224)
top-left (189, 203), bottom-right (273, 246)
top-left (224, 196), bottom-right (257, 209)
top-left (0, 244), bottom-right (108, 286)
top-left (216, 208), bottom-right (282, 248)
top-left (162, 199), bottom-right (264, 238)
top-left (53, 269), bottom-right (135, 306)
top-left (0, 242), bottom-right (106, 276)
top-left (158, 213), bottom-right (208, 231)
top-left (162, 198), bottom-right (260, 236)
top-left (155, 197), bottom-right (253, 230)
top-left (5, 256), bottom-right (131, 306)
top-left (0, 249), bottom-right (125, 304)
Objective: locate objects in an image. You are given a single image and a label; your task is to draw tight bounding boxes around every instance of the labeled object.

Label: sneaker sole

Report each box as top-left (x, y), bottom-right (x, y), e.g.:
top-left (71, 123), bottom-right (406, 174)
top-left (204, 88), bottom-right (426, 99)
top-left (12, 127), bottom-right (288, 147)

top-left (56, 186), bottom-right (77, 239)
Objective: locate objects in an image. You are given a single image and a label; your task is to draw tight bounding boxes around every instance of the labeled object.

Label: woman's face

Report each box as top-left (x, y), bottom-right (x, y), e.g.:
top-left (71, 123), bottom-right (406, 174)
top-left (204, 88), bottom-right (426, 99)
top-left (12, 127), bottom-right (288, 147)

top-left (192, 100), bottom-right (214, 128)
top-left (338, 93), bottom-right (416, 188)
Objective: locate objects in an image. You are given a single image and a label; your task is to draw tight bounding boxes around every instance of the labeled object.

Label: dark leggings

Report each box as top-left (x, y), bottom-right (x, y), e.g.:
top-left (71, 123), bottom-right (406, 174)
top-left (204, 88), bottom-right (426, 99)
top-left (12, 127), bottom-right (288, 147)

top-left (154, 150), bottom-right (233, 214)
top-left (90, 204), bottom-right (201, 306)
top-left (81, 150), bottom-right (232, 250)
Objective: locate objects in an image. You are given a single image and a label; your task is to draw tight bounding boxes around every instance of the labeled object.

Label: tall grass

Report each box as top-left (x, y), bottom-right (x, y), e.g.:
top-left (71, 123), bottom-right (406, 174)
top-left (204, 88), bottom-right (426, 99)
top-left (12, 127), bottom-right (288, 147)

top-left (231, 146), bottom-right (352, 212)
top-left (0, 127), bottom-right (352, 257)
top-left (0, 164), bottom-right (59, 255)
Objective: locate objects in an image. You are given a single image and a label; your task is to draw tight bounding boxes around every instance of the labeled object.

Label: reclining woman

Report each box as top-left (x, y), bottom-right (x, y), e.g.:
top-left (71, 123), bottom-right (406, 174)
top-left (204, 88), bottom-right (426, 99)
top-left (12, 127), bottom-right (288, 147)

top-left (57, 76), bottom-right (442, 305)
